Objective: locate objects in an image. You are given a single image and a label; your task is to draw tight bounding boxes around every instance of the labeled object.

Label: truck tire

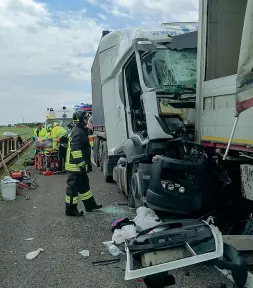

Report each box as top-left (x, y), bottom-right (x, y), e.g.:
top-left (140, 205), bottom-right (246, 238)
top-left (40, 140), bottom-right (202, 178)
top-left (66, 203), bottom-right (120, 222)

top-left (93, 137), bottom-right (100, 167)
top-left (101, 142), bottom-right (113, 183)
top-left (211, 243), bottom-right (248, 288)
top-left (132, 172), bottom-right (145, 208)
top-left (99, 140), bottom-right (104, 172)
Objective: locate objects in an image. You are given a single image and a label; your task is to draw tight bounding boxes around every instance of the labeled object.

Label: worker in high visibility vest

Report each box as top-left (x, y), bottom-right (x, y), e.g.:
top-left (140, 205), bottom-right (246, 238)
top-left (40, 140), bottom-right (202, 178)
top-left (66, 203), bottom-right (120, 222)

top-left (51, 122), bottom-right (67, 149)
top-left (65, 110), bottom-right (102, 217)
top-left (51, 122), bottom-right (68, 171)
top-left (33, 123), bottom-right (47, 140)
top-left (45, 124), bottom-right (53, 138)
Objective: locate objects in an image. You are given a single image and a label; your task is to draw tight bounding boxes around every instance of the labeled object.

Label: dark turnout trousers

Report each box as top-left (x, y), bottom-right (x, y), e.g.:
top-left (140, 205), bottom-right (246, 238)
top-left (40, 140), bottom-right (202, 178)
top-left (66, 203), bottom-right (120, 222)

top-left (65, 172), bottom-right (98, 213)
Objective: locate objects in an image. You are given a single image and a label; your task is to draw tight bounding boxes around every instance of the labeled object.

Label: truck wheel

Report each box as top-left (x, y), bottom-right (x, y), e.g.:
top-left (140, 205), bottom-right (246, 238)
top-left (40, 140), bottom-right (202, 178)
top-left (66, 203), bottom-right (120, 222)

top-left (132, 172), bottom-right (145, 208)
top-left (93, 137), bottom-right (100, 167)
top-left (144, 273), bottom-right (175, 287)
top-left (101, 142), bottom-right (113, 183)
top-left (99, 141), bottom-right (103, 172)
top-left (212, 243), bottom-right (248, 288)
top-left (102, 149), bottom-right (113, 182)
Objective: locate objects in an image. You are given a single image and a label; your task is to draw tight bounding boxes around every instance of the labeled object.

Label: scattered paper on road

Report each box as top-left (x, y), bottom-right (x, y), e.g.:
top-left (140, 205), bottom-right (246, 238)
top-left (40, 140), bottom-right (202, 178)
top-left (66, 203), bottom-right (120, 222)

top-left (26, 248), bottom-right (43, 260)
top-left (79, 250), bottom-right (89, 257)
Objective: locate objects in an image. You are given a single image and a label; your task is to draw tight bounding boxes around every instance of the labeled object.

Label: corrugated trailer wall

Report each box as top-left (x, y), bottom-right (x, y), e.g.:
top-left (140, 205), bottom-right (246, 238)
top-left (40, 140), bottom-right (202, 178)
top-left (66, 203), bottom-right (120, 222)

top-left (205, 0), bottom-right (247, 81)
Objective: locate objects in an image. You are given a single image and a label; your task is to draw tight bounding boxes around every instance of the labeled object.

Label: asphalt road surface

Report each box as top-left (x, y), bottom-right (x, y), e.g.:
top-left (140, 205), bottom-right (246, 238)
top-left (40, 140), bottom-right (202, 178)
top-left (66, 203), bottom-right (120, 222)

top-left (0, 165), bottom-right (235, 288)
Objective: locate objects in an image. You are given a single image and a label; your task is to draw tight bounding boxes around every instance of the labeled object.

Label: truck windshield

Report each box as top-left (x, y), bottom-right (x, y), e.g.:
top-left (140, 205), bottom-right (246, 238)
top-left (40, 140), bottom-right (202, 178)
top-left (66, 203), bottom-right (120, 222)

top-left (140, 48), bottom-right (197, 94)
top-left (46, 118), bottom-right (72, 130)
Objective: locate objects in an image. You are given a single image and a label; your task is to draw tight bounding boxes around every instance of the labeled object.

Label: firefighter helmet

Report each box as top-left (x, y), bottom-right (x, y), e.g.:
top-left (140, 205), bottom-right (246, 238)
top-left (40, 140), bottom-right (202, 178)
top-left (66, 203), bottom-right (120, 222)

top-left (73, 110), bottom-right (88, 123)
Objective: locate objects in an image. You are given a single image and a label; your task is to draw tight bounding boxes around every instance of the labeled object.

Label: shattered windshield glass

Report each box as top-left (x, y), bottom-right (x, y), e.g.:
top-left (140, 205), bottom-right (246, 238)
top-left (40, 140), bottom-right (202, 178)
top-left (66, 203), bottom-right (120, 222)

top-left (140, 48), bottom-right (197, 94)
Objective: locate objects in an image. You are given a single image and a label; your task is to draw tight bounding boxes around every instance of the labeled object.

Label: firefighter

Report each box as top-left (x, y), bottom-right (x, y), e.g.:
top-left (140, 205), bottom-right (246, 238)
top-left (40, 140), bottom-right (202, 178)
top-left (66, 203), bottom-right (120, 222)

top-left (65, 110), bottom-right (102, 217)
top-left (51, 122), bottom-right (68, 171)
top-left (33, 123), bottom-right (47, 140)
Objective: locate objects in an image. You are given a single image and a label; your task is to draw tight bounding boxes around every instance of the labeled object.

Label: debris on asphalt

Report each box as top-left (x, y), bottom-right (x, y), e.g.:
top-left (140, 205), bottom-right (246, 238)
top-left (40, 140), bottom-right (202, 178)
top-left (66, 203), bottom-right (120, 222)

top-left (112, 225), bottom-right (137, 244)
top-left (79, 250), bottom-right (89, 257)
top-left (117, 202), bottom-right (128, 206)
top-left (111, 218), bottom-right (135, 232)
top-left (101, 206), bottom-right (129, 217)
top-left (133, 207), bottom-right (161, 231)
top-left (115, 260), bottom-right (126, 271)
top-left (26, 248), bottom-right (44, 260)
top-left (103, 241), bottom-right (122, 256)
top-left (92, 258), bottom-right (121, 266)
top-left (24, 238), bottom-right (34, 241)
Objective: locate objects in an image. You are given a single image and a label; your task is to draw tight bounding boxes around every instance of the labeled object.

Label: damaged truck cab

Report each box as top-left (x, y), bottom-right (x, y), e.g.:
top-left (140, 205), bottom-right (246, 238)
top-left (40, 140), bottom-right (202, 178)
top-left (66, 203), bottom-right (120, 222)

top-left (92, 23), bottom-right (220, 214)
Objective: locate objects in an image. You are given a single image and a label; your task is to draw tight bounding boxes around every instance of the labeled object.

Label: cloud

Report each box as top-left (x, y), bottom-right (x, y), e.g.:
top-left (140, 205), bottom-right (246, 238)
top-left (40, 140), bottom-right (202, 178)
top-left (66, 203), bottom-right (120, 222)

top-left (0, 0), bottom-right (199, 125)
top-left (97, 13), bottom-right (107, 21)
top-left (0, 0), bottom-right (104, 124)
top-left (97, 0), bottom-right (198, 22)
top-left (0, 0), bottom-right (103, 78)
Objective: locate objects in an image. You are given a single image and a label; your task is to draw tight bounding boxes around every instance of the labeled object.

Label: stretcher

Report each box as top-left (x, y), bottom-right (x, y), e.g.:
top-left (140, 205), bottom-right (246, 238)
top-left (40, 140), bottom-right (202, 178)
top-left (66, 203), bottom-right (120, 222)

top-left (34, 138), bottom-right (59, 171)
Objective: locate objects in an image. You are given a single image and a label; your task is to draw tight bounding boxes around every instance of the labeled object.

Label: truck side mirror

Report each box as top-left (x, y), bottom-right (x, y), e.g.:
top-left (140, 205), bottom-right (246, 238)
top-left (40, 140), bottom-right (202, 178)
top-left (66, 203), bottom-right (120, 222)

top-left (132, 38), bottom-right (156, 52)
top-left (118, 71), bottom-right (126, 106)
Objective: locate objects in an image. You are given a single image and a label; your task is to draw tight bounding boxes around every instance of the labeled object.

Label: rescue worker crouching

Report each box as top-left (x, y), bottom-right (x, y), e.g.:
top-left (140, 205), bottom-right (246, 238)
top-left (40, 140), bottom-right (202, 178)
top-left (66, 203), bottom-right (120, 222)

top-left (51, 122), bottom-right (68, 172)
top-left (65, 110), bottom-right (102, 217)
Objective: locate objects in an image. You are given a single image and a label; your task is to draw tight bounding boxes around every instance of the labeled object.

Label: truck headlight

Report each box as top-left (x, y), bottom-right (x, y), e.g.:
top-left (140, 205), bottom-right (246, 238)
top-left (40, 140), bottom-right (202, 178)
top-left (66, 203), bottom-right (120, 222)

top-left (167, 183), bottom-right (175, 191)
top-left (179, 186), bottom-right (185, 194)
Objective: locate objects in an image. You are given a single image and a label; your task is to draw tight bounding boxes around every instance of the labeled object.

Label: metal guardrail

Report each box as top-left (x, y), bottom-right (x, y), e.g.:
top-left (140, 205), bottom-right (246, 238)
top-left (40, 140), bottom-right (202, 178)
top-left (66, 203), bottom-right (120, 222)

top-left (0, 137), bottom-right (33, 169)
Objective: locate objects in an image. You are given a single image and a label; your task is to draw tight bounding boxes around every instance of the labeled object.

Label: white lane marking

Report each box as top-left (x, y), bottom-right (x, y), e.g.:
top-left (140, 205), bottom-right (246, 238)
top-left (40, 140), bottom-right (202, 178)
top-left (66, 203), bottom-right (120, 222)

top-left (217, 268), bottom-right (253, 287)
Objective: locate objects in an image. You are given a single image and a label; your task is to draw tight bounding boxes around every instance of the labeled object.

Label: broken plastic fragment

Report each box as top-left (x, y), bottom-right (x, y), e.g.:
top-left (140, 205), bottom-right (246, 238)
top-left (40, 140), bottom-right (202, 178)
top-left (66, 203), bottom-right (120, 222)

top-left (26, 248), bottom-right (43, 260)
top-left (103, 241), bottom-right (122, 256)
top-left (79, 250), bottom-right (89, 257)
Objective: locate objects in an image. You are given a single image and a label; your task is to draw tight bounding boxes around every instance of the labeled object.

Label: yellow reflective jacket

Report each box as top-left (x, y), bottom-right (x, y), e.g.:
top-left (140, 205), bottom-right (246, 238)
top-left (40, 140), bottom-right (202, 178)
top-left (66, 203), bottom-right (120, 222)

top-left (46, 131), bottom-right (52, 139)
top-left (51, 126), bottom-right (67, 149)
top-left (33, 127), bottom-right (47, 139)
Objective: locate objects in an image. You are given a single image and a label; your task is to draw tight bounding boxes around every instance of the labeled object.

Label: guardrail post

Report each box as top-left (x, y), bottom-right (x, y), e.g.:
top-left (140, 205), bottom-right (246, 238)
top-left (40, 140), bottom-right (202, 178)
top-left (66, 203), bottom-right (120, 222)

top-left (1, 141), bottom-right (4, 157)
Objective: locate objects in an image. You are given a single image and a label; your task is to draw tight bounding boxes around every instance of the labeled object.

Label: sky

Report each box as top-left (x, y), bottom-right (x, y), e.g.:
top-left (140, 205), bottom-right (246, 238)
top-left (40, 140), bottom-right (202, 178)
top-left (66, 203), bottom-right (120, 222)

top-left (0, 0), bottom-right (198, 125)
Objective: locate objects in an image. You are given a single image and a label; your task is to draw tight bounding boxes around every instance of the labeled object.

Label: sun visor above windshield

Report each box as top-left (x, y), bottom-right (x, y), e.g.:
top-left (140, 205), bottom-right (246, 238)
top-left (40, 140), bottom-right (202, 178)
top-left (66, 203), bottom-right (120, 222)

top-left (167, 31), bottom-right (197, 51)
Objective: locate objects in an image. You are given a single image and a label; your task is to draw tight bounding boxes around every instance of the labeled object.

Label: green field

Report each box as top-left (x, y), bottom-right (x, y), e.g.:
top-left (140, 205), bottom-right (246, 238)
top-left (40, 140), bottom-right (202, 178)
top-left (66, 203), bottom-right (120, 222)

top-left (0, 127), bottom-right (34, 141)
